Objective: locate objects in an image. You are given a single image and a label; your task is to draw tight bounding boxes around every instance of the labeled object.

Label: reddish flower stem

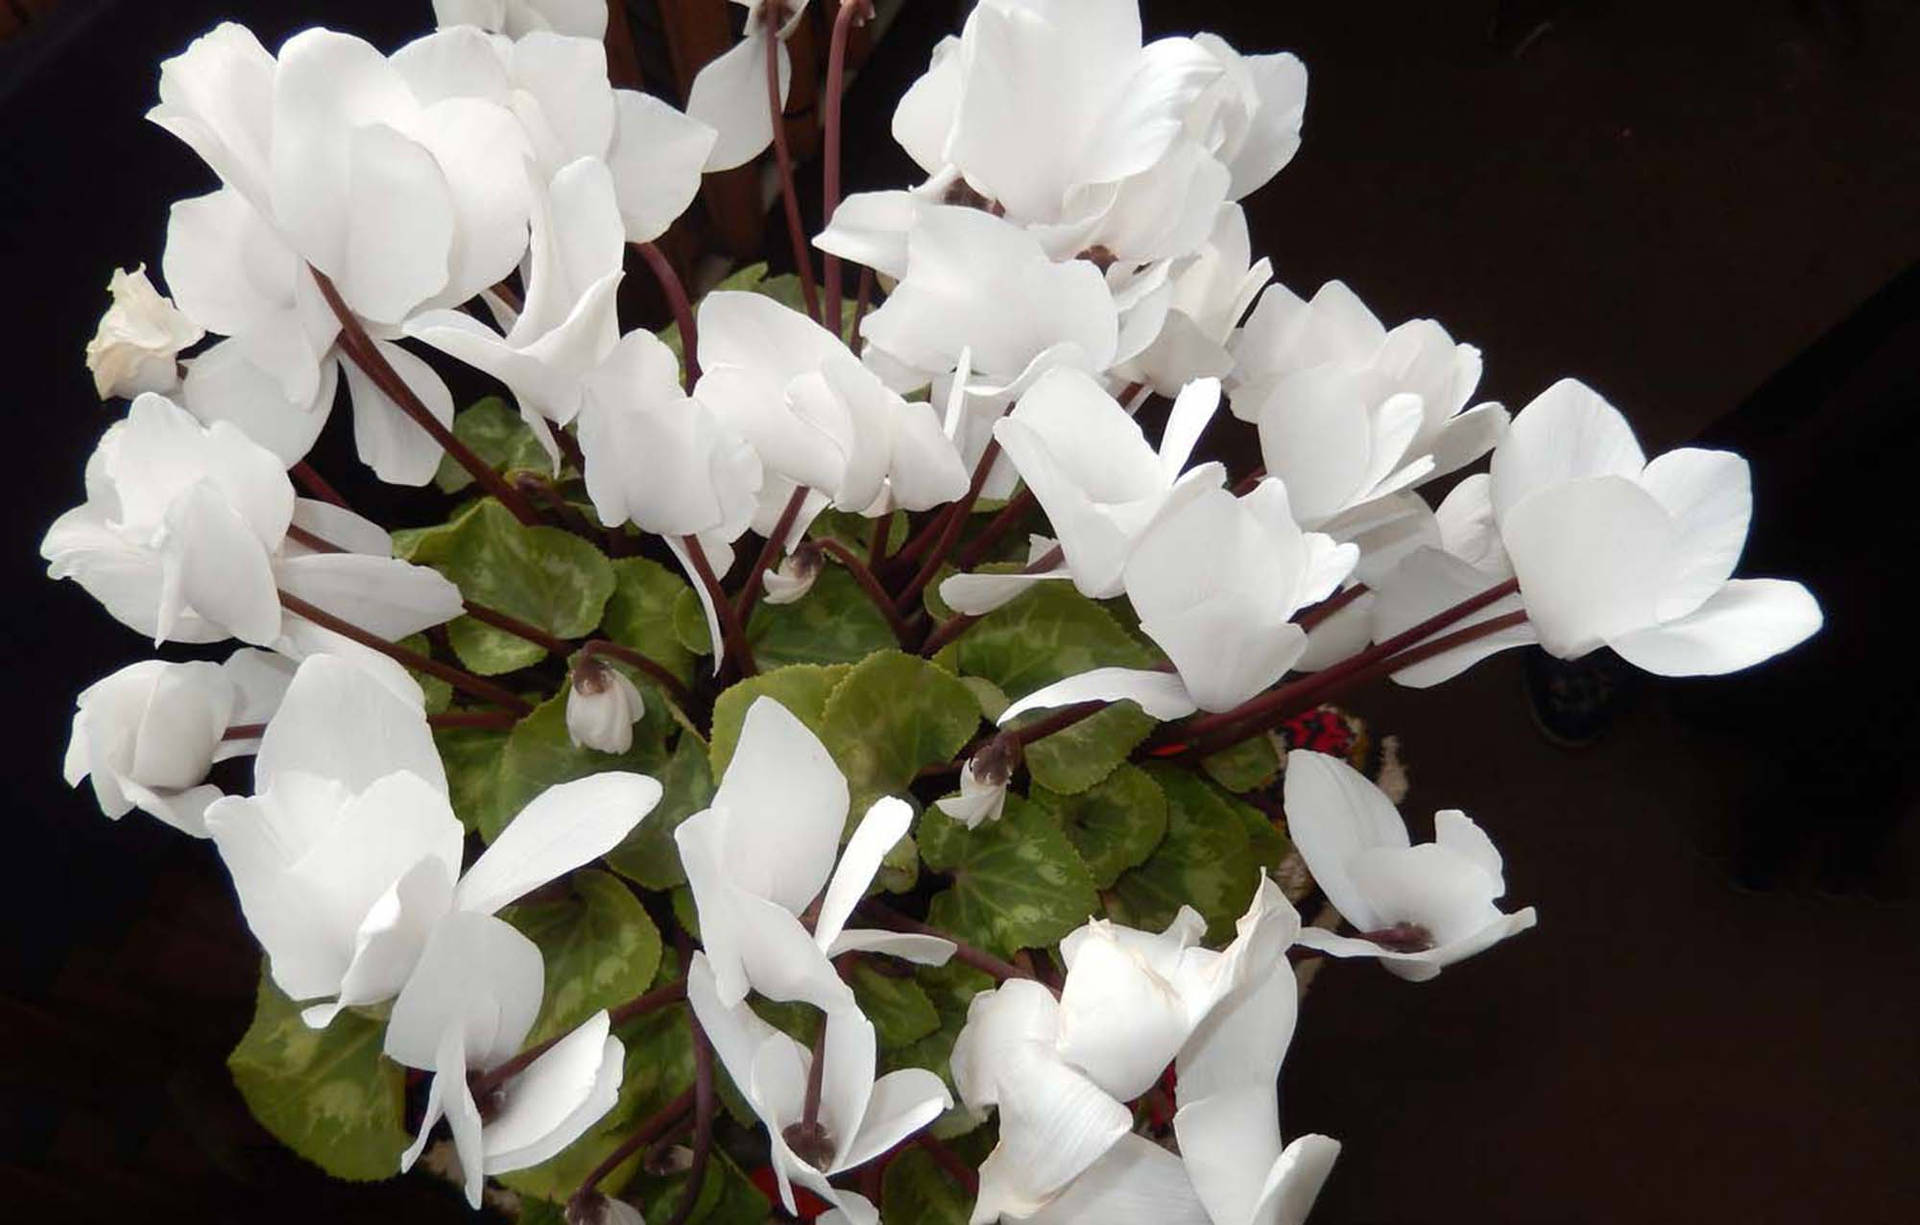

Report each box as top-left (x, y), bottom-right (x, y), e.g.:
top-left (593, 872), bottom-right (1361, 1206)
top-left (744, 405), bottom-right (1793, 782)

top-left (894, 440), bottom-right (1001, 615)
top-left (765, 22), bottom-right (821, 324)
top-left (816, 538), bottom-right (915, 646)
top-left (821, 1), bottom-right (873, 332)
top-left (666, 935), bottom-right (716, 1225)
top-left (914, 1134), bottom-right (981, 1195)
top-left (309, 267), bottom-right (540, 525)
top-left (635, 241), bottom-right (701, 389)
top-left (277, 589), bottom-right (532, 715)
top-left (683, 535), bottom-right (758, 678)
top-left (290, 462), bottom-right (350, 509)
top-left (479, 977), bottom-right (689, 1096)
top-left (952, 488), bottom-right (1036, 573)
top-left (735, 485), bottom-right (811, 626)
top-left (1295, 582), bottom-right (1370, 633)
top-left (858, 901), bottom-right (1037, 987)
top-left (570, 1087), bottom-right (697, 1207)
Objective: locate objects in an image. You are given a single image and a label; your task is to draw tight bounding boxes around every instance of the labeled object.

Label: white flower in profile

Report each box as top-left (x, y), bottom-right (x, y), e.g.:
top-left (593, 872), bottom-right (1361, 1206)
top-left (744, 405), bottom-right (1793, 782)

top-left (687, 953), bottom-right (948, 1221)
top-left (852, 206), bottom-right (1119, 395)
top-left (62, 649), bottom-right (289, 837)
top-left (205, 655), bottom-right (661, 1025)
top-left (995, 478), bottom-right (1354, 723)
top-left (385, 912), bottom-right (625, 1208)
top-left (565, 654), bottom-right (645, 754)
top-left (1230, 280), bottom-right (1508, 529)
top-left (993, 370), bottom-right (1225, 601)
top-left (1119, 205), bottom-right (1272, 395)
top-left (42, 394), bottom-right (295, 646)
top-left (694, 290), bottom-right (968, 517)
top-left (1488, 377), bottom-right (1822, 675)
top-left (674, 698), bottom-right (954, 1013)
top-left (432, 0), bottom-right (607, 39)
top-left (761, 542), bottom-right (823, 606)
top-left (686, 0), bottom-right (813, 172)
top-left (1184, 34), bottom-right (1309, 203)
top-left (86, 265), bottom-right (202, 399)
top-left (1284, 750), bottom-right (1536, 980)
top-left (409, 158), bottom-right (626, 463)
top-left (936, 535), bottom-right (1071, 619)
top-left (934, 740), bottom-right (1016, 830)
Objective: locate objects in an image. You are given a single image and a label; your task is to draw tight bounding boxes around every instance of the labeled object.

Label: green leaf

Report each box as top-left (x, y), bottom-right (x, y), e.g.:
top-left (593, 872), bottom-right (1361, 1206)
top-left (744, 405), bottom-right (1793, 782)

top-left (227, 968), bottom-right (408, 1182)
top-left (504, 870), bottom-right (663, 1047)
top-left (919, 794), bottom-right (1098, 957)
top-left (1109, 766), bottom-right (1261, 942)
top-left (433, 720), bottom-right (511, 834)
top-left (818, 650), bottom-right (981, 817)
top-left (402, 499), bottom-right (616, 676)
top-left (605, 731), bottom-right (716, 889)
top-left (397, 634), bottom-right (452, 714)
top-left (603, 556), bottom-right (698, 683)
top-left (633, 1148), bottom-right (770, 1225)
top-left (501, 961), bottom-right (696, 1201)
top-left (944, 584), bottom-right (1159, 793)
top-left (708, 663), bottom-right (850, 780)
top-left (483, 689), bottom-right (670, 842)
top-left (672, 586), bottom-right (715, 656)
top-left (809, 507), bottom-right (908, 556)
top-left (849, 961), bottom-right (941, 1050)
top-left (1201, 733), bottom-right (1281, 793)
top-left (746, 566), bottom-right (897, 667)
top-left (434, 397), bottom-right (551, 494)
top-left (1031, 764), bottom-right (1167, 889)
top-left (885, 961), bottom-right (995, 1138)
top-left (882, 1148), bottom-right (973, 1225)
top-left (958, 675), bottom-right (1010, 721)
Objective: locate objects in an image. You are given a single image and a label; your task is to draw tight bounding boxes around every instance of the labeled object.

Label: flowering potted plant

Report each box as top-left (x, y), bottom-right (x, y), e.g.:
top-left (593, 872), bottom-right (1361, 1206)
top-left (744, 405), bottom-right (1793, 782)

top-left (45, 1), bottom-right (1823, 1221)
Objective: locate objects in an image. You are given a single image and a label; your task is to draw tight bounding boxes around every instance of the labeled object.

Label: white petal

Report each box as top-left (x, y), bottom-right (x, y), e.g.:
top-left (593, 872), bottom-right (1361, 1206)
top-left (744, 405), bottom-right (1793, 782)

top-left (1608, 578), bottom-right (1822, 676)
top-left (607, 90), bottom-right (716, 242)
top-left (1026, 1132), bottom-right (1210, 1225)
top-left (891, 35), bottom-right (959, 175)
top-left (254, 653), bottom-right (442, 796)
top-left (822, 928), bottom-right (957, 965)
top-left (1637, 447), bottom-right (1752, 621)
top-left (181, 341), bottom-right (335, 466)
top-left (970, 1041), bottom-right (1132, 1224)
top-left (456, 772), bottom-right (663, 915)
top-left (938, 566), bottom-right (1072, 617)
top-left (687, 31), bottom-right (786, 172)
top-left (274, 550), bottom-right (466, 641)
top-left (1368, 547), bottom-right (1534, 687)
top-left (813, 797), bottom-right (911, 954)
top-left (384, 910), bottom-right (545, 1071)
top-left (485, 1014), bottom-right (622, 1170)
top-left (998, 667), bottom-right (1198, 725)
top-left (837, 1067), bottom-right (953, 1171)
top-left (1279, 750), bottom-right (1408, 932)
top-left (1500, 476), bottom-right (1673, 658)
top-left (1489, 377), bottom-right (1646, 520)
top-left (710, 697), bottom-right (850, 915)
top-left (339, 339), bottom-right (456, 486)
top-left (1055, 933), bottom-right (1191, 1101)
top-left (1250, 1134), bottom-right (1342, 1225)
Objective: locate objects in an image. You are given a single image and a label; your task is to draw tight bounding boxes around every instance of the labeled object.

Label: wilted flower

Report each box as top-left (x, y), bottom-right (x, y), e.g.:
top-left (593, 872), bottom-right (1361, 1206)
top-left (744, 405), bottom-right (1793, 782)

top-left (1284, 750), bottom-right (1536, 980)
top-left (566, 654), bottom-right (645, 753)
top-left (85, 265), bottom-right (202, 399)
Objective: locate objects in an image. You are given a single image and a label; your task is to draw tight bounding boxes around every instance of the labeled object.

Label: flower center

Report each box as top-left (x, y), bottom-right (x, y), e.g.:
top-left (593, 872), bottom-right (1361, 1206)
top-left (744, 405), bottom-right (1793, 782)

top-left (1359, 922), bottom-right (1435, 953)
top-left (781, 1120), bottom-right (837, 1171)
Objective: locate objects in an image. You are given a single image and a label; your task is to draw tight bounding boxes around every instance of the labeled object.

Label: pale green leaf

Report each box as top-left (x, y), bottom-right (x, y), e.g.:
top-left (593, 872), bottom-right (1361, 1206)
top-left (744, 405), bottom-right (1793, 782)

top-left (434, 396), bottom-right (551, 494)
top-left (1031, 764), bottom-right (1167, 889)
top-left (849, 961), bottom-right (941, 1050)
top-left (818, 650), bottom-right (981, 817)
top-left (605, 731), bottom-right (716, 889)
top-left (707, 663), bottom-right (850, 781)
top-left (503, 870), bottom-right (663, 1047)
top-left (603, 556), bottom-right (698, 684)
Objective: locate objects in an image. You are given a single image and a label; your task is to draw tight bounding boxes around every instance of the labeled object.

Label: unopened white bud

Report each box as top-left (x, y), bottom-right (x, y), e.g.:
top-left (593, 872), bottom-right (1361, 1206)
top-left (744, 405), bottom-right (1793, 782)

top-left (566, 656), bottom-right (646, 753)
top-left (763, 542), bottom-right (823, 606)
top-left (84, 265), bottom-right (201, 399)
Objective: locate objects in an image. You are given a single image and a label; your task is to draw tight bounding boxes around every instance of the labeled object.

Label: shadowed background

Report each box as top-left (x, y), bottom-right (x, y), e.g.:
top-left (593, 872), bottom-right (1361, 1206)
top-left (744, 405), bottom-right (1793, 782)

top-left (2, 1), bottom-right (1916, 1220)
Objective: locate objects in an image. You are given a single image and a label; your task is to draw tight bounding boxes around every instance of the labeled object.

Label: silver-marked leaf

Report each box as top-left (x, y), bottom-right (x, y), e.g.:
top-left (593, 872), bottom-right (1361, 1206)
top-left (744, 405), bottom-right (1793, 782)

top-left (919, 794), bottom-right (1098, 957)
top-left (1109, 766), bottom-right (1260, 941)
top-left (708, 663), bottom-right (849, 781)
top-left (434, 396), bottom-right (552, 494)
top-left (1032, 764), bottom-right (1167, 889)
top-left (603, 556), bottom-right (698, 684)
top-left (503, 869), bottom-right (662, 1047)
top-left (819, 650), bottom-right (981, 818)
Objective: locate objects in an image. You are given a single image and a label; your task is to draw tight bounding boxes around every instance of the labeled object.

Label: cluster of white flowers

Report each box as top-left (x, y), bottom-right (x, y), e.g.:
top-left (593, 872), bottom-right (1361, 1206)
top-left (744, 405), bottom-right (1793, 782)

top-left (47, 0), bottom-right (1822, 1220)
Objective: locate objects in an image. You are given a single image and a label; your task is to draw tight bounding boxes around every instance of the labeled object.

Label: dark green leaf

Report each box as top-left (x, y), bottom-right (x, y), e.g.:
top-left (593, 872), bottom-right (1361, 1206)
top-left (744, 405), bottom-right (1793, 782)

top-left (227, 968), bottom-right (408, 1182)
top-left (504, 870), bottom-right (663, 1047)
top-left (434, 720), bottom-right (512, 834)
top-left (605, 731), bottom-right (716, 889)
top-left (603, 556), bottom-right (698, 684)
top-left (746, 567), bottom-right (897, 667)
top-left (434, 397), bottom-right (551, 494)
top-left (483, 689), bottom-right (670, 842)
top-left (818, 650), bottom-right (981, 817)
top-left (919, 794), bottom-right (1098, 956)
top-left (1201, 733), bottom-right (1281, 793)
top-left (1031, 764), bottom-right (1167, 889)
top-left (1109, 766), bottom-right (1261, 941)
top-left (882, 1148), bottom-right (973, 1225)
top-left (633, 1148), bottom-right (770, 1225)
top-left (397, 633), bottom-right (452, 714)
top-left (672, 586), bottom-right (715, 656)
top-left (401, 499), bottom-right (616, 676)
top-left (708, 663), bottom-right (850, 781)
top-left (849, 961), bottom-right (941, 1050)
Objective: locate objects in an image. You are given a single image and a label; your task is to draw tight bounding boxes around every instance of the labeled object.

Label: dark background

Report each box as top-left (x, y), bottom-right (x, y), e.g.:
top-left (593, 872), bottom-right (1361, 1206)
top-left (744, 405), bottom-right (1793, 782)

top-left (4, 0), bottom-right (1917, 1220)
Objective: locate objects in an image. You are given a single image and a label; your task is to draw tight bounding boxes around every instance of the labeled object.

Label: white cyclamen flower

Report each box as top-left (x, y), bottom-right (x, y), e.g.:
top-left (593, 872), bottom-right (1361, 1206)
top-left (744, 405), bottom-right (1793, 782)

top-left (432, 0), bottom-right (607, 39)
top-left (565, 655), bottom-right (645, 754)
top-left (1284, 750), bottom-right (1536, 980)
top-left (206, 655), bottom-right (661, 1024)
top-left (85, 265), bottom-right (202, 399)
top-left (993, 369), bottom-right (1225, 600)
top-left (386, 912), bottom-right (625, 1207)
top-left (675, 698), bottom-right (955, 1013)
top-left (694, 290), bottom-right (969, 519)
top-left (686, 0), bottom-right (812, 172)
top-left (1118, 204), bottom-right (1271, 395)
top-left (62, 648), bottom-right (288, 837)
top-left (953, 879), bottom-right (1298, 1223)
top-left (688, 953), bottom-right (947, 1222)
top-left (933, 743), bottom-right (1015, 830)
top-left (1488, 377), bottom-right (1822, 675)
top-left (1230, 280), bottom-right (1508, 529)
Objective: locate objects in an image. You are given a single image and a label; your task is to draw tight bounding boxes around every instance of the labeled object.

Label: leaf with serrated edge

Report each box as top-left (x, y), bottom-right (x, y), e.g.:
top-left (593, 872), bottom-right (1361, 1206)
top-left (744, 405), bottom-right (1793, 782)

top-left (504, 869), bottom-right (662, 1047)
top-left (1032, 764), bottom-right (1168, 889)
top-left (1109, 766), bottom-right (1260, 941)
top-left (919, 794), bottom-right (1098, 957)
top-left (819, 650), bottom-right (980, 818)
top-left (747, 567), bottom-right (896, 668)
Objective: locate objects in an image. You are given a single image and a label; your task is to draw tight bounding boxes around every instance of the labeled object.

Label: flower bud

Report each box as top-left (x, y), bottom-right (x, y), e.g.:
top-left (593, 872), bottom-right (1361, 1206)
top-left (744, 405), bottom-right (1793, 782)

top-left (762, 541), bottom-right (823, 606)
top-left (84, 265), bottom-right (202, 400)
top-left (934, 735), bottom-right (1017, 829)
top-left (567, 656), bottom-right (645, 754)
top-left (65, 658), bottom-right (236, 836)
top-left (566, 1189), bottom-right (646, 1225)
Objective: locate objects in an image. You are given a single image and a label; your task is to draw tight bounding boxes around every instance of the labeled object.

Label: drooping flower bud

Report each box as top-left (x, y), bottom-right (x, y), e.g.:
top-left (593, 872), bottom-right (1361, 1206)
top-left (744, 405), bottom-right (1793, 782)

top-left (85, 265), bottom-right (202, 400)
top-left (934, 733), bottom-right (1018, 829)
top-left (567, 655), bottom-right (646, 753)
top-left (762, 541), bottom-right (823, 606)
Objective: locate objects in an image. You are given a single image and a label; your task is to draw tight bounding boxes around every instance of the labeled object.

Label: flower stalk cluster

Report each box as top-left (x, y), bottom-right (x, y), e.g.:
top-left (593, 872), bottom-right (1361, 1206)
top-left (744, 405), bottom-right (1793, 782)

top-left (46, 1), bottom-right (1821, 1221)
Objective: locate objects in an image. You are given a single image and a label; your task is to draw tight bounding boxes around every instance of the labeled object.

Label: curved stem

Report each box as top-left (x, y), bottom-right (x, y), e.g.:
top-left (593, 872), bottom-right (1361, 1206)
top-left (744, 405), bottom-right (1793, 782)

top-left (277, 589), bottom-right (532, 715)
top-left (765, 23), bottom-right (821, 323)
top-left (479, 977), bottom-right (689, 1096)
top-left (635, 241), bottom-right (700, 389)
top-left (736, 485), bottom-right (811, 626)
top-left (858, 901), bottom-right (1038, 986)
top-left (310, 267), bottom-right (540, 525)
top-left (895, 440), bottom-right (1001, 615)
top-left (584, 639), bottom-right (695, 709)
top-left (682, 535), bottom-right (758, 678)
top-left (571, 1088), bottom-right (696, 1206)
top-left (290, 462), bottom-right (350, 509)
top-left (816, 538), bottom-right (915, 646)
top-left (1295, 582), bottom-right (1369, 633)
top-left (666, 935), bottom-right (716, 1225)
top-left (822, 1), bottom-right (872, 332)
top-left (953, 488), bottom-right (1035, 573)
